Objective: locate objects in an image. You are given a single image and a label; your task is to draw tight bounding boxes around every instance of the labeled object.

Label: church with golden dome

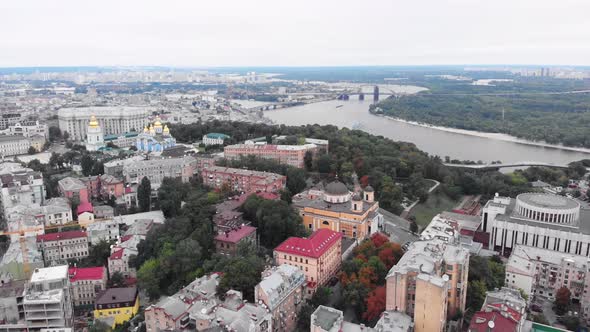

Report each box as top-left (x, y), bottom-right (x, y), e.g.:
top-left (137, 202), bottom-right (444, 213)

top-left (85, 115), bottom-right (106, 151)
top-left (135, 116), bottom-right (176, 152)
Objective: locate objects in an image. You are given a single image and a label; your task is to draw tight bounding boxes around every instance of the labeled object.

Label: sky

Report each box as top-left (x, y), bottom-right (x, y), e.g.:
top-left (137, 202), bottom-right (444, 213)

top-left (1, 0), bottom-right (589, 67)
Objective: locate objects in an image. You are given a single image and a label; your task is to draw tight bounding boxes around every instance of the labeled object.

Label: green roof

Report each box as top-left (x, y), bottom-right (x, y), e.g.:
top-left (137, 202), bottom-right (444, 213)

top-left (206, 133), bottom-right (230, 139)
top-left (531, 323), bottom-right (569, 332)
top-left (103, 134), bottom-right (118, 141)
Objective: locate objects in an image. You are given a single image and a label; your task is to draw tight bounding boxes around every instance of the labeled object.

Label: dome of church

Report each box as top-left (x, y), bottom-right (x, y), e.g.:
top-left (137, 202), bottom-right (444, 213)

top-left (326, 181), bottom-right (348, 195)
top-left (163, 125), bottom-right (170, 133)
top-left (143, 126), bottom-right (149, 133)
top-left (88, 115), bottom-right (99, 128)
top-left (153, 116), bottom-right (162, 127)
top-left (352, 193), bottom-right (362, 201)
top-left (364, 185), bottom-right (374, 192)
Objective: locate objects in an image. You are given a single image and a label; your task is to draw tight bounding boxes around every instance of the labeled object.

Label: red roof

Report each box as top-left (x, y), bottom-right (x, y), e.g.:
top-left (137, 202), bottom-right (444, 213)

top-left (256, 192), bottom-right (280, 200)
top-left (214, 225), bottom-right (257, 244)
top-left (68, 266), bottom-right (105, 282)
top-left (488, 303), bottom-right (522, 322)
top-left (77, 202), bottom-right (94, 215)
top-left (37, 230), bottom-right (87, 242)
top-left (109, 248), bottom-right (124, 260)
top-left (120, 235), bottom-right (133, 243)
top-left (274, 229), bottom-right (343, 258)
top-left (468, 311), bottom-right (519, 332)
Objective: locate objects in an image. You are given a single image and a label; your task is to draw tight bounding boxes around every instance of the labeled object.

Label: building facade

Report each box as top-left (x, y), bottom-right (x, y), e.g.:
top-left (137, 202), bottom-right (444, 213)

top-left (85, 115), bottom-right (105, 152)
top-left (202, 133), bottom-right (230, 146)
top-left (23, 265), bottom-right (74, 330)
top-left (58, 106), bottom-right (151, 141)
top-left (201, 166), bottom-right (286, 194)
top-left (37, 231), bottom-right (89, 266)
top-left (0, 135), bottom-right (32, 157)
top-left (0, 165), bottom-right (45, 219)
top-left (68, 266), bottom-right (107, 308)
top-left (292, 182), bottom-right (381, 241)
top-left (57, 177), bottom-right (89, 204)
top-left (214, 225), bottom-right (257, 256)
top-left (468, 287), bottom-right (527, 332)
top-left (274, 229), bottom-right (342, 294)
top-left (8, 121), bottom-right (48, 138)
top-left (123, 156), bottom-right (197, 186)
top-left (385, 240), bottom-right (469, 332)
top-left (224, 143), bottom-right (318, 168)
top-left (136, 116), bottom-right (176, 152)
top-left (482, 193), bottom-right (590, 257)
top-left (82, 174), bottom-right (125, 200)
top-left (94, 287), bottom-right (139, 328)
top-left (255, 264), bottom-right (305, 332)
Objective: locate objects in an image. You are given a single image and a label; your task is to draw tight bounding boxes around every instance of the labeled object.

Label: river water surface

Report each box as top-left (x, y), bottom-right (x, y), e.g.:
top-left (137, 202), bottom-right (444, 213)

top-left (264, 96), bottom-right (590, 165)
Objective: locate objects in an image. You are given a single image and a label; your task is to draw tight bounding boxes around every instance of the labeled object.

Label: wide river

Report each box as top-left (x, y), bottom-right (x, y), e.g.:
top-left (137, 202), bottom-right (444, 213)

top-left (264, 96), bottom-right (590, 165)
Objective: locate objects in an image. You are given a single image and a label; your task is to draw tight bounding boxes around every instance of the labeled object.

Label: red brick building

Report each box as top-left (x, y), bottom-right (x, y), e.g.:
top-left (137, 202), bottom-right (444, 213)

top-left (201, 166), bottom-right (286, 194)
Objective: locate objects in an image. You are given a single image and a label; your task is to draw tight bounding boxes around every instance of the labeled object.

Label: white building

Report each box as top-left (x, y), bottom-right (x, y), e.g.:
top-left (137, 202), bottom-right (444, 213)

top-left (0, 135), bottom-right (31, 157)
top-left (58, 106), bottom-right (151, 141)
top-left (123, 156), bottom-right (197, 187)
top-left (8, 121), bottom-right (48, 139)
top-left (482, 193), bottom-right (590, 257)
top-left (85, 115), bottom-right (105, 152)
top-left (0, 165), bottom-right (45, 220)
top-left (86, 220), bottom-right (120, 245)
top-left (23, 265), bottom-right (73, 330)
top-left (202, 133), bottom-right (230, 146)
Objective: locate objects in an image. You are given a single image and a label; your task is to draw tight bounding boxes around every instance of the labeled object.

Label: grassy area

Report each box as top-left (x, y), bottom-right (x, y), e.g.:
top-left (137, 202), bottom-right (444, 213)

top-left (409, 190), bottom-right (462, 228)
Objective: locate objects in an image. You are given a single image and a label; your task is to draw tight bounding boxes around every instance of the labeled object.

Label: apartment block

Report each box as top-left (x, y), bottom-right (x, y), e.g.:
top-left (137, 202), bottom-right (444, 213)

top-left (123, 156), bottom-right (197, 187)
top-left (68, 266), bottom-right (107, 308)
top-left (224, 143), bottom-right (319, 168)
top-left (201, 166), bottom-right (286, 194)
top-left (23, 266), bottom-right (73, 330)
top-left (37, 231), bottom-right (89, 266)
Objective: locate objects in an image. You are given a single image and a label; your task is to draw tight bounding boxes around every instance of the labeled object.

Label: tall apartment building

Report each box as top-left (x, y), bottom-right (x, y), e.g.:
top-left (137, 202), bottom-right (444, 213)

top-left (385, 240), bottom-right (469, 332)
top-left (506, 244), bottom-right (590, 322)
top-left (482, 193), bottom-right (590, 257)
top-left (201, 166), bottom-right (286, 194)
top-left (224, 143), bottom-right (318, 168)
top-left (58, 106), bottom-right (151, 141)
top-left (274, 229), bottom-right (342, 295)
top-left (37, 231), bottom-right (89, 266)
top-left (23, 265), bottom-right (73, 330)
top-left (68, 266), bottom-right (107, 308)
top-left (0, 165), bottom-right (45, 219)
top-left (123, 156), bottom-right (197, 186)
top-left (255, 264), bottom-right (306, 332)
top-left (292, 182), bottom-right (381, 241)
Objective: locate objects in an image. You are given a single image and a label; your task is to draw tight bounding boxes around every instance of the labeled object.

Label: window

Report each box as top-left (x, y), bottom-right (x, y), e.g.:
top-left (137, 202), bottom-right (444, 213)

top-left (322, 221), bottom-right (329, 226)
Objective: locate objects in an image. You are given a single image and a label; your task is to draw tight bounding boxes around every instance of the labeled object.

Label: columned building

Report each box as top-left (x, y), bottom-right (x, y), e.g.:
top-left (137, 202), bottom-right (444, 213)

top-left (482, 193), bottom-right (590, 257)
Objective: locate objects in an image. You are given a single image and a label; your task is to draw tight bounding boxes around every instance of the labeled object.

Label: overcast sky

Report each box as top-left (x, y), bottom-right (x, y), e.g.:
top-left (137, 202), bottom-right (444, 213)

top-left (1, 0), bottom-right (589, 67)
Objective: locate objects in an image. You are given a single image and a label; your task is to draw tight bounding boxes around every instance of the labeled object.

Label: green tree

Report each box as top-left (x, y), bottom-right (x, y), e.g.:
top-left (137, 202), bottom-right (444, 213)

top-left (466, 280), bottom-right (487, 312)
top-left (78, 240), bottom-right (112, 267)
top-left (108, 271), bottom-right (127, 288)
top-left (137, 258), bottom-right (162, 300)
top-left (286, 168), bottom-right (307, 194)
top-left (410, 221), bottom-right (418, 234)
top-left (138, 177), bottom-right (152, 212)
top-left (28, 146), bottom-right (37, 155)
top-left (81, 154), bottom-right (94, 176)
top-left (303, 150), bottom-right (313, 171)
top-left (214, 255), bottom-right (266, 302)
top-left (48, 126), bottom-right (62, 142)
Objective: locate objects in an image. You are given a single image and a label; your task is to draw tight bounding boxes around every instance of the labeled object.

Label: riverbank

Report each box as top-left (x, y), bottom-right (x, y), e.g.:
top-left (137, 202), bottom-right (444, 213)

top-left (375, 114), bottom-right (590, 155)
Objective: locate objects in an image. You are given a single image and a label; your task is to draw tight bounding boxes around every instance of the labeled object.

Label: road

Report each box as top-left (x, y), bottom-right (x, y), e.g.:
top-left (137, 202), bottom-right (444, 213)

top-left (380, 208), bottom-right (419, 245)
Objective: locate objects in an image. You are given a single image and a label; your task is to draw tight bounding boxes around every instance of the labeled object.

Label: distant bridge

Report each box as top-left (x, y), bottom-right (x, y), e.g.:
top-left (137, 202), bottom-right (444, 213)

top-left (443, 161), bottom-right (570, 170)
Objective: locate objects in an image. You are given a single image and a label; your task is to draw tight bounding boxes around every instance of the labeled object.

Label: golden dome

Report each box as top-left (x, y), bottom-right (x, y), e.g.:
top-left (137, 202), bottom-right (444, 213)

top-left (153, 116), bottom-right (162, 127)
top-left (89, 115), bottom-right (99, 128)
top-left (143, 126), bottom-right (148, 133)
top-left (163, 125), bottom-right (170, 133)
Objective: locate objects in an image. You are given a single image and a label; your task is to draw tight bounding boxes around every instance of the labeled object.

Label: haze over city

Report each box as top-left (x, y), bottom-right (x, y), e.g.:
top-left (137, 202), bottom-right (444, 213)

top-left (1, 0), bottom-right (590, 67)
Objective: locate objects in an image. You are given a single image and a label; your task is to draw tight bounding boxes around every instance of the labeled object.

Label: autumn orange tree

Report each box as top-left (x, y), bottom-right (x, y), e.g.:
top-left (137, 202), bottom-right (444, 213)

top-left (340, 233), bottom-right (403, 323)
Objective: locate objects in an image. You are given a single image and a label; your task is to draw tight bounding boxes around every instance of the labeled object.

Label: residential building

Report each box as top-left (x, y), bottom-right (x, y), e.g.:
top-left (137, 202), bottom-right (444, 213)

top-left (123, 156), bottom-right (197, 187)
top-left (0, 113), bottom-right (23, 130)
top-left (86, 220), bottom-right (120, 245)
top-left (57, 177), bottom-right (89, 204)
top-left (145, 273), bottom-right (272, 332)
top-left (136, 116), bottom-right (176, 152)
top-left (58, 106), bottom-right (150, 141)
top-left (23, 265), bottom-right (73, 330)
top-left (68, 266), bottom-right (107, 308)
top-left (201, 166), bottom-right (286, 194)
top-left (82, 174), bottom-right (125, 200)
top-left (224, 143), bottom-right (318, 168)
top-left (421, 212), bottom-right (484, 254)
top-left (481, 193), bottom-right (590, 257)
top-left (107, 219), bottom-right (156, 279)
top-left (292, 182), bottom-right (381, 241)
top-left (104, 155), bottom-right (146, 178)
top-left (8, 121), bottom-right (48, 138)
top-left (274, 229), bottom-right (342, 294)
top-left (385, 240), bottom-right (469, 332)
top-left (41, 198), bottom-right (73, 226)
top-left (273, 136), bottom-right (329, 153)
top-left (506, 244), bottom-right (590, 321)
top-left (255, 264), bottom-right (306, 332)
top-left (0, 164), bottom-right (45, 219)
top-left (94, 287), bottom-right (139, 328)
top-left (468, 287), bottom-right (527, 332)
top-left (202, 133), bottom-right (230, 146)
top-left (0, 135), bottom-right (31, 157)
top-left (214, 225), bottom-right (257, 256)
top-left (310, 305), bottom-right (412, 332)
top-left (37, 231), bottom-right (89, 266)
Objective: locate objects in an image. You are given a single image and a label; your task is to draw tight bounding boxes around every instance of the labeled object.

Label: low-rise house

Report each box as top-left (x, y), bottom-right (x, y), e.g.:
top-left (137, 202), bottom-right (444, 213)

top-left (94, 287), bottom-right (139, 328)
top-left (37, 230), bottom-right (89, 265)
top-left (86, 220), bottom-right (120, 245)
top-left (202, 133), bottom-right (230, 146)
top-left (58, 177), bottom-right (89, 204)
top-left (83, 174), bottom-right (125, 200)
top-left (255, 264), bottom-right (306, 332)
top-left (41, 198), bottom-right (73, 226)
top-left (94, 205), bottom-right (115, 219)
top-left (274, 229), bottom-right (342, 295)
top-left (68, 266), bottom-right (107, 308)
top-left (214, 225), bottom-right (257, 256)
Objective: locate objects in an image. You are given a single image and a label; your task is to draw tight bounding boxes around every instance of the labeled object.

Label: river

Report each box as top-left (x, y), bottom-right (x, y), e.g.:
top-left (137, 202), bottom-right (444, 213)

top-left (264, 95), bottom-right (590, 165)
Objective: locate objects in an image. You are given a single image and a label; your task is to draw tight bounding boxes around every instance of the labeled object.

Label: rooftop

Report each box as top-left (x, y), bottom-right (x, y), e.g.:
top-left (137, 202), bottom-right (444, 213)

top-left (507, 244), bottom-right (590, 276)
top-left (37, 230), bottom-right (87, 242)
top-left (68, 266), bottom-right (105, 282)
top-left (517, 193), bottom-right (579, 210)
top-left (274, 229), bottom-right (343, 258)
top-left (0, 135), bottom-right (28, 142)
top-left (387, 239), bottom-right (469, 277)
top-left (58, 177), bottom-right (86, 191)
top-left (58, 106), bottom-right (151, 118)
top-left (214, 225), bottom-right (256, 244)
top-left (95, 287), bottom-right (137, 305)
top-left (30, 265), bottom-right (68, 283)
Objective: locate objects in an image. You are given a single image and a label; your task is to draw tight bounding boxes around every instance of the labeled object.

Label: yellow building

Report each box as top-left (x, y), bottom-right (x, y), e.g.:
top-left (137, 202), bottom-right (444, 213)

top-left (94, 287), bottom-right (139, 328)
top-left (292, 181), bottom-right (381, 240)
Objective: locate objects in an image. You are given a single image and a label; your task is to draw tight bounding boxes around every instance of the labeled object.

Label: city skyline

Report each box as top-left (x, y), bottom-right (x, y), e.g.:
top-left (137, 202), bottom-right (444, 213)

top-left (1, 0), bottom-right (589, 67)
